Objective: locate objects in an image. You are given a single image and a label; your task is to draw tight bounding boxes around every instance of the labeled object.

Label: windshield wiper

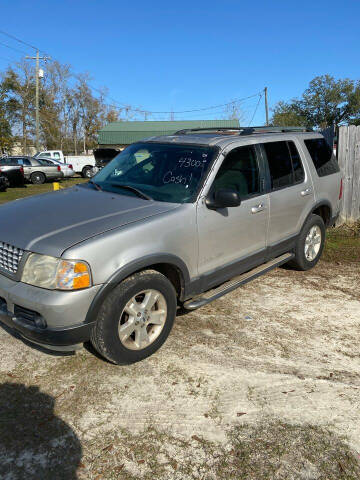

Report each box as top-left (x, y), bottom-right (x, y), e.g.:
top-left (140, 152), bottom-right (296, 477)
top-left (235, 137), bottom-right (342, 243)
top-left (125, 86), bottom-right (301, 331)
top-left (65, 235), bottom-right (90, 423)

top-left (89, 180), bottom-right (102, 191)
top-left (110, 184), bottom-right (153, 201)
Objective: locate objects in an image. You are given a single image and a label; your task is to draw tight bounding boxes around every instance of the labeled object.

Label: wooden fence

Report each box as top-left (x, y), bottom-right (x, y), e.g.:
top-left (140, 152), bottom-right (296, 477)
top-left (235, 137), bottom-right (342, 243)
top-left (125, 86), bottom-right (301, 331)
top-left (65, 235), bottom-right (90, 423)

top-left (337, 125), bottom-right (360, 225)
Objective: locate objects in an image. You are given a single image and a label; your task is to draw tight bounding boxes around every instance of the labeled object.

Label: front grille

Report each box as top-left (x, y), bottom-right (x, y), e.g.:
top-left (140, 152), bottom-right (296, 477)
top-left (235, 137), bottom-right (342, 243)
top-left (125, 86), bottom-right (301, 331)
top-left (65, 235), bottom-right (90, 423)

top-left (0, 242), bottom-right (24, 274)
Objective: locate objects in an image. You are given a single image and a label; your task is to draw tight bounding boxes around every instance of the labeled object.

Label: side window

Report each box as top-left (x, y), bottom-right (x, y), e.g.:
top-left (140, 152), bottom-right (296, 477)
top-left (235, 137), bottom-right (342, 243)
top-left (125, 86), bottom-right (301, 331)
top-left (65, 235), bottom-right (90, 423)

top-left (23, 159), bottom-right (31, 166)
top-left (53, 152), bottom-right (60, 159)
top-left (304, 138), bottom-right (340, 177)
top-left (288, 141), bottom-right (305, 183)
top-left (212, 145), bottom-right (260, 198)
top-left (263, 141), bottom-right (293, 189)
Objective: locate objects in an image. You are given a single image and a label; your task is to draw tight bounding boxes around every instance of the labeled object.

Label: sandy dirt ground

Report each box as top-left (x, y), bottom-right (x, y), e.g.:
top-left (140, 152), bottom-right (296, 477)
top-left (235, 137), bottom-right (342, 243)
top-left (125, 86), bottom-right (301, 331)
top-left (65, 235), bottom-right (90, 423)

top-left (1, 259), bottom-right (360, 479)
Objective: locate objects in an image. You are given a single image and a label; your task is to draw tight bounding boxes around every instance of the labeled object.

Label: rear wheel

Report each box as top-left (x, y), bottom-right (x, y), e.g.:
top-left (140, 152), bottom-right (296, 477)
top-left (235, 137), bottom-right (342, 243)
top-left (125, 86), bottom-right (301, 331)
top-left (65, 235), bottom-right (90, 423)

top-left (82, 166), bottom-right (93, 178)
top-left (31, 172), bottom-right (46, 184)
top-left (287, 214), bottom-right (325, 271)
top-left (90, 270), bottom-right (177, 364)
top-left (0, 177), bottom-right (7, 192)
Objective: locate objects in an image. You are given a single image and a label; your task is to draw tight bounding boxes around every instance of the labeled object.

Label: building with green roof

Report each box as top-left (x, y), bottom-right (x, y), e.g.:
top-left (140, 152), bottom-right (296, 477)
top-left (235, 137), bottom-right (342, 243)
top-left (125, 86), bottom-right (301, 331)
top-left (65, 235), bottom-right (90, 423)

top-left (98, 120), bottom-right (240, 148)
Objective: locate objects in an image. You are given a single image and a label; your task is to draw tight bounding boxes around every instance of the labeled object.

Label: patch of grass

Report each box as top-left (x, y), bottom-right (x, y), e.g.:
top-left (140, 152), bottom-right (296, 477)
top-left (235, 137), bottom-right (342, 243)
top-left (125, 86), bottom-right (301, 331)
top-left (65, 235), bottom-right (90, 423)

top-left (221, 420), bottom-right (360, 480)
top-left (0, 177), bottom-right (87, 205)
top-left (78, 420), bottom-right (360, 480)
top-left (324, 223), bottom-right (360, 263)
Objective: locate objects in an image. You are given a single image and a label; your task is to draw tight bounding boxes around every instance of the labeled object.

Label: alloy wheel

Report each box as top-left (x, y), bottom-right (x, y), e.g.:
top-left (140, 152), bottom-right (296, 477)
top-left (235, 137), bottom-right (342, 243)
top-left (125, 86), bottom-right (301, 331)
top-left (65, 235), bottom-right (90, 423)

top-left (118, 289), bottom-right (167, 350)
top-left (304, 225), bottom-right (322, 261)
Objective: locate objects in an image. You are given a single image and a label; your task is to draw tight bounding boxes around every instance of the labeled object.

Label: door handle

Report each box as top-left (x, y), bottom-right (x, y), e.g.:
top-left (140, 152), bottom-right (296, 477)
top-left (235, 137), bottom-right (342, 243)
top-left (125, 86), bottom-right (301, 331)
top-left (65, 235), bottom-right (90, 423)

top-left (301, 187), bottom-right (313, 196)
top-left (251, 203), bottom-right (265, 214)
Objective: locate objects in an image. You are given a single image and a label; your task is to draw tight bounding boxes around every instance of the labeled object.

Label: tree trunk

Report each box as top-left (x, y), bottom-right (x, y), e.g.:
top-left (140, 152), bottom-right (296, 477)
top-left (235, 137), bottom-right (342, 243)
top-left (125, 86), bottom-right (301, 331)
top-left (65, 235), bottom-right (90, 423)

top-left (73, 125), bottom-right (77, 155)
top-left (22, 108), bottom-right (27, 155)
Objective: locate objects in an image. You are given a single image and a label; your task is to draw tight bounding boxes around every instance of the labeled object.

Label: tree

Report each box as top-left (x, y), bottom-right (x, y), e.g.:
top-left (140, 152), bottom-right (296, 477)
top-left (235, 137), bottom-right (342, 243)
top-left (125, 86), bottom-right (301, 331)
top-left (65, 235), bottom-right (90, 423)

top-left (40, 60), bottom-right (72, 150)
top-left (2, 62), bottom-right (35, 154)
top-left (0, 79), bottom-right (14, 153)
top-left (272, 75), bottom-right (360, 128)
top-left (271, 101), bottom-right (310, 127)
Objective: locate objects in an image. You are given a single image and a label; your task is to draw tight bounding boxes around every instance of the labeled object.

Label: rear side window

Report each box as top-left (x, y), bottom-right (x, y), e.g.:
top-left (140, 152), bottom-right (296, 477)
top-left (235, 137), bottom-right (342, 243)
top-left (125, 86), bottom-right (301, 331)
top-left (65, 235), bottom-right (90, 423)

top-left (304, 138), bottom-right (339, 177)
top-left (288, 141), bottom-right (305, 183)
top-left (263, 141), bottom-right (304, 190)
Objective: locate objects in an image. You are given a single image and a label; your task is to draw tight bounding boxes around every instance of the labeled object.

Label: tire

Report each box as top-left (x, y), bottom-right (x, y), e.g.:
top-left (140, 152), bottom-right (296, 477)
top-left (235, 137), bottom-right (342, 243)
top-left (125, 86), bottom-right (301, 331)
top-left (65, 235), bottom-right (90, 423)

top-left (82, 166), bottom-right (93, 178)
top-left (90, 270), bottom-right (177, 364)
top-left (287, 214), bottom-right (325, 271)
top-left (31, 172), bottom-right (46, 184)
top-left (0, 177), bottom-right (7, 192)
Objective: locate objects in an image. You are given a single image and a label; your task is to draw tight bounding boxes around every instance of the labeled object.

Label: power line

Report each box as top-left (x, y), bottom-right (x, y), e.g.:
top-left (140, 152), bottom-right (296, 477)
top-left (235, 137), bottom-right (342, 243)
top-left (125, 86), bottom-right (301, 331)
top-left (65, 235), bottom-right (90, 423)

top-left (0, 40), bottom-right (28, 56)
top-left (0, 29), bottom-right (39, 52)
top-left (100, 91), bottom-right (263, 115)
top-left (0, 29), bottom-right (268, 122)
top-left (249, 94), bottom-right (263, 126)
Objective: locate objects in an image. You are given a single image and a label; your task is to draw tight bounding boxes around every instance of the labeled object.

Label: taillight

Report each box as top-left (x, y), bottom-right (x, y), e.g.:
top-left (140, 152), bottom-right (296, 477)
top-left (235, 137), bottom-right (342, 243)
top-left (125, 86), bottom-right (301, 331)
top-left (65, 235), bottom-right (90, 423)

top-left (339, 178), bottom-right (343, 200)
top-left (57, 165), bottom-right (61, 172)
top-left (69, 164), bottom-right (73, 170)
top-left (20, 167), bottom-right (24, 175)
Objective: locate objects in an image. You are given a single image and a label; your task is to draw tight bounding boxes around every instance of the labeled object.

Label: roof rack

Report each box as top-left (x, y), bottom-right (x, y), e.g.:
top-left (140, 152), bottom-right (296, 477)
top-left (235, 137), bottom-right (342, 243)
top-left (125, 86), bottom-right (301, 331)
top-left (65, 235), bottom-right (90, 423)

top-left (174, 126), bottom-right (313, 136)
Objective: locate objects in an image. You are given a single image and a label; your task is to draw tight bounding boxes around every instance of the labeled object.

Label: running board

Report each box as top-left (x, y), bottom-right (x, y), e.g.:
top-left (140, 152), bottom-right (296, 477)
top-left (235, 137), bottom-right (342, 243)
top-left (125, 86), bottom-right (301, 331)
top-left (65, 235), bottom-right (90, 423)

top-left (183, 253), bottom-right (294, 311)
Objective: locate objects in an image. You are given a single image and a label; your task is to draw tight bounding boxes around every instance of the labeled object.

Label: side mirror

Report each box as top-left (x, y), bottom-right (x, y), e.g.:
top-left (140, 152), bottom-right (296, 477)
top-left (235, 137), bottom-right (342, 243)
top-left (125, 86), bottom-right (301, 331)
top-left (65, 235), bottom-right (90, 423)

top-left (206, 188), bottom-right (241, 209)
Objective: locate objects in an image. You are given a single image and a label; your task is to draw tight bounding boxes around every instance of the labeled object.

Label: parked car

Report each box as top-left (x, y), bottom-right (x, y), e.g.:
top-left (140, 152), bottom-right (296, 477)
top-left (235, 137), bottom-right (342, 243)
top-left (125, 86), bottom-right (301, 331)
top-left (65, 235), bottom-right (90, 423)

top-left (0, 127), bottom-right (341, 364)
top-left (35, 150), bottom-right (95, 178)
top-left (39, 157), bottom-right (75, 178)
top-left (1, 156), bottom-right (63, 184)
top-left (0, 163), bottom-right (25, 187)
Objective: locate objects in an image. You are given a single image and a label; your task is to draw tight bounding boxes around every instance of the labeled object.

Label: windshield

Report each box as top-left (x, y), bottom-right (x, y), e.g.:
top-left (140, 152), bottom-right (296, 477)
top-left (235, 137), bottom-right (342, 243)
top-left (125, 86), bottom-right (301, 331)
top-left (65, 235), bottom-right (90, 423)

top-left (92, 142), bottom-right (218, 203)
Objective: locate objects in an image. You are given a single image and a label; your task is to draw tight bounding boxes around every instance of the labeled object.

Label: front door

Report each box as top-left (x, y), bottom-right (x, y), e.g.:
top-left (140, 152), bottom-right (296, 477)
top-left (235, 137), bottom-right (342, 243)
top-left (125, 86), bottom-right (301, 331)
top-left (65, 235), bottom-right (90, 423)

top-left (197, 144), bottom-right (269, 289)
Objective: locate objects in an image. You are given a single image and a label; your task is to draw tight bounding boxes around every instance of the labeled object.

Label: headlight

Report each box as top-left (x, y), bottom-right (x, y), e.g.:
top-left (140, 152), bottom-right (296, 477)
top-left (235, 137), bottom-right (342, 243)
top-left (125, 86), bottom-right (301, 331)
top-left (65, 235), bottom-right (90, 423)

top-left (21, 254), bottom-right (92, 290)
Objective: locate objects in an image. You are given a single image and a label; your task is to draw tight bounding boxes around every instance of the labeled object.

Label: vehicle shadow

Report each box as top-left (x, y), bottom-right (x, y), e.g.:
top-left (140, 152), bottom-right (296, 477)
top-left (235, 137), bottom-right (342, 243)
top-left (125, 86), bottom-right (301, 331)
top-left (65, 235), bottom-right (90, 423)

top-left (0, 382), bottom-right (82, 479)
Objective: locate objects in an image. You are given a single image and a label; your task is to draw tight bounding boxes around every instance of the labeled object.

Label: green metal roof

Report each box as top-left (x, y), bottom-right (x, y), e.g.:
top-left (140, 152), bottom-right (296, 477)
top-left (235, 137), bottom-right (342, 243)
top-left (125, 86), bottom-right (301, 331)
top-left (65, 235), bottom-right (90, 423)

top-left (98, 120), bottom-right (240, 145)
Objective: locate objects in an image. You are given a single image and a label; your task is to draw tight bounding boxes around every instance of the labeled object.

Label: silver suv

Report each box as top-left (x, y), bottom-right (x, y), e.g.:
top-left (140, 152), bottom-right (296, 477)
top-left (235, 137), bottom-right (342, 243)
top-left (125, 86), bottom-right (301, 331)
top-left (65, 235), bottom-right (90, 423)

top-left (0, 127), bottom-right (341, 364)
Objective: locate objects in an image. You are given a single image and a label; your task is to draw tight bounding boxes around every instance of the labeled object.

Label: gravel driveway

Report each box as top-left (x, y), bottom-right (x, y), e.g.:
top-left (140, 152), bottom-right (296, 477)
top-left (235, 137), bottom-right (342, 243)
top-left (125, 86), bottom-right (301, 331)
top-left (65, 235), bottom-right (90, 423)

top-left (1, 259), bottom-right (360, 479)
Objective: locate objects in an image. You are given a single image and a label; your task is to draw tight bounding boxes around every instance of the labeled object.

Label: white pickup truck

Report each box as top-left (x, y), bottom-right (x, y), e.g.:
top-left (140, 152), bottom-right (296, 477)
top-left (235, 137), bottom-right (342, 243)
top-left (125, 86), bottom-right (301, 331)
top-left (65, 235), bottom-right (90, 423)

top-left (35, 150), bottom-right (95, 178)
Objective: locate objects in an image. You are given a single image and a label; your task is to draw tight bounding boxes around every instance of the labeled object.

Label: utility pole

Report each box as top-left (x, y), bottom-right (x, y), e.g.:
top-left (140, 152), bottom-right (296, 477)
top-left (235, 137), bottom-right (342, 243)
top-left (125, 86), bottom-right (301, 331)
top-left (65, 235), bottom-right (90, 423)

top-left (25, 51), bottom-right (51, 151)
top-left (264, 87), bottom-right (269, 126)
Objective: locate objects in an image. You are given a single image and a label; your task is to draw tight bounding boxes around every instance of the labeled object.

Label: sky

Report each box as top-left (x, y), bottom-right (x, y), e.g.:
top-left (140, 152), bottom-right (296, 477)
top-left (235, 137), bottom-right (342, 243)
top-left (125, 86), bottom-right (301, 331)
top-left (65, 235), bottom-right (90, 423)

top-left (0, 0), bottom-right (359, 126)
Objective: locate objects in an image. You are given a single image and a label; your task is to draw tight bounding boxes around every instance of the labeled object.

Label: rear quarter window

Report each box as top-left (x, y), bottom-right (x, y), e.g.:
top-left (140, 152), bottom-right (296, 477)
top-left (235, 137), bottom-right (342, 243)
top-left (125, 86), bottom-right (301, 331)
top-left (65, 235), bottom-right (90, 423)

top-left (304, 138), bottom-right (339, 177)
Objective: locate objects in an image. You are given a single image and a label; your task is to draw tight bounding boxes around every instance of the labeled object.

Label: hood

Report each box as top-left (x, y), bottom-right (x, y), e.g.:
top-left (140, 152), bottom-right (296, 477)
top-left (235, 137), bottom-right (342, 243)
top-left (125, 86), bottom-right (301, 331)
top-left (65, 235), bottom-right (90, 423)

top-left (0, 185), bottom-right (179, 257)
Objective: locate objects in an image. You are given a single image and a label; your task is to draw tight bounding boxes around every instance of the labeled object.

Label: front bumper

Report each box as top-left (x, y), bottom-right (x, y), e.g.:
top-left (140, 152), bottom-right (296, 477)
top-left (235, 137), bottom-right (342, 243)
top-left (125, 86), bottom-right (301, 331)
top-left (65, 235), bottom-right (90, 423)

top-left (0, 273), bottom-right (101, 348)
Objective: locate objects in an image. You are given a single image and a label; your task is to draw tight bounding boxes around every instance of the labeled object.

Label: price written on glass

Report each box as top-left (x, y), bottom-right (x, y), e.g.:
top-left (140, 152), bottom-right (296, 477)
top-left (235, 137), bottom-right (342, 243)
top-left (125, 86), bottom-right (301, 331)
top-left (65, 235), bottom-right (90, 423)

top-left (162, 156), bottom-right (207, 185)
top-left (177, 157), bottom-right (204, 168)
top-left (163, 171), bottom-right (193, 186)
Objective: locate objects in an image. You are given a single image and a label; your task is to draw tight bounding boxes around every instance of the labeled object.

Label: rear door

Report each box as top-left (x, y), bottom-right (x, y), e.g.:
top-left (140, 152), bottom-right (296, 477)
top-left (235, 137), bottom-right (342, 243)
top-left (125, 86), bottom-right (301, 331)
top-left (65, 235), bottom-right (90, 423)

top-left (36, 159), bottom-right (60, 178)
top-left (261, 139), bottom-right (314, 252)
top-left (197, 144), bottom-right (269, 288)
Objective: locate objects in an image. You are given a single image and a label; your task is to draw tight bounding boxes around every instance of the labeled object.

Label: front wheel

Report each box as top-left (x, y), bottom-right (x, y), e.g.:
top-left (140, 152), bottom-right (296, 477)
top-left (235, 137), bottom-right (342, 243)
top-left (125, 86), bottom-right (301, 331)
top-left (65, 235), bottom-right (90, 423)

top-left (287, 214), bottom-right (325, 271)
top-left (90, 270), bottom-right (177, 364)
